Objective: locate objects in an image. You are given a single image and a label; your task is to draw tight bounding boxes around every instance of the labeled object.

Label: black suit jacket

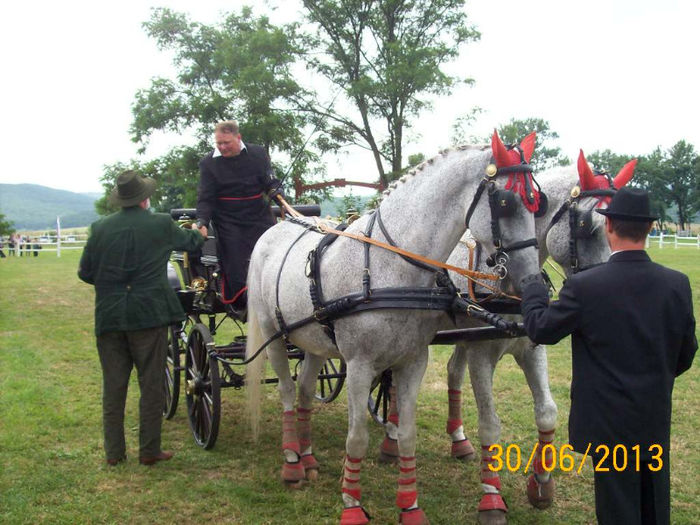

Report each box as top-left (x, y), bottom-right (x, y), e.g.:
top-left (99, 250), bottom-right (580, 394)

top-left (196, 143), bottom-right (279, 227)
top-left (521, 250), bottom-right (697, 457)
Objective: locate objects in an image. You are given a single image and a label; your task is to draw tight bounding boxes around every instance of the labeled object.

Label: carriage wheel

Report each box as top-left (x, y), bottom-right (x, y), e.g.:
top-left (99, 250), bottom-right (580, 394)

top-left (315, 357), bottom-right (346, 403)
top-left (367, 369), bottom-right (392, 425)
top-left (185, 323), bottom-right (220, 449)
top-left (163, 324), bottom-right (183, 419)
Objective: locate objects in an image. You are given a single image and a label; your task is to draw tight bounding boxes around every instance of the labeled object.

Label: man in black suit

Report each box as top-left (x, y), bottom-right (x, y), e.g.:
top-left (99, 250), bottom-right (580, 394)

top-left (519, 187), bottom-right (697, 525)
top-left (195, 120), bottom-right (282, 313)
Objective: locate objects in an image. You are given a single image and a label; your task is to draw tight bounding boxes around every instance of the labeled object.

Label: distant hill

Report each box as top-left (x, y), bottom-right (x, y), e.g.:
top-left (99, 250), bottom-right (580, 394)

top-left (0, 184), bottom-right (99, 230)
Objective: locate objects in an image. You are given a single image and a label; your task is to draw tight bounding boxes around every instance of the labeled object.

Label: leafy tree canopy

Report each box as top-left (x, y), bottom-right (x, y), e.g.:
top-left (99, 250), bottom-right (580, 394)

top-left (300, 0), bottom-right (480, 186)
top-left (495, 117), bottom-right (570, 173)
top-left (588, 140), bottom-right (700, 229)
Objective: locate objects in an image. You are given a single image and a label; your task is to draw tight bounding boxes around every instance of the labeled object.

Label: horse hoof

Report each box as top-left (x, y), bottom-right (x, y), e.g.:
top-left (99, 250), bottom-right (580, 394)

top-left (378, 436), bottom-right (399, 464)
top-left (284, 479), bottom-right (307, 490)
top-left (340, 505), bottom-right (371, 524)
top-left (478, 509), bottom-right (507, 525)
top-left (306, 468), bottom-right (319, 481)
top-left (377, 451), bottom-right (400, 464)
top-left (451, 439), bottom-right (477, 461)
top-left (527, 474), bottom-right (555, 509)
top-left (399, 507), bottom-right (429, 524)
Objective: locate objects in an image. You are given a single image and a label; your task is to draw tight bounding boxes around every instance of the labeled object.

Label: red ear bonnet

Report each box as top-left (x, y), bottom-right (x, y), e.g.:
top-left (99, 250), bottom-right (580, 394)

top-left (491, 130), bottom-right (540, 212)
top-left (520, 132), bottom-right (536, 163)
top-left (577, 150), bottom-right (596, 190)
top-left (613, 159), bottom-right (636, 189)
top-left (491, 130), bottom-right (511, 167)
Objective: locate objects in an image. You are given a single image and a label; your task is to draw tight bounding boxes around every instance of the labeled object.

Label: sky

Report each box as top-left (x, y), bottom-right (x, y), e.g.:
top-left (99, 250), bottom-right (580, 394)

top-left (1, 0), bottom-right (698, 195)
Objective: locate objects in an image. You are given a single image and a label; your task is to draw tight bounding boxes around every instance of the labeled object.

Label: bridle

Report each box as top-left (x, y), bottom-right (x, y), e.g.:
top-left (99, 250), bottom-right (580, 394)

top-left (464, 147), bottom-right (541, 280)
top-left (543, 174), bottom-right (616, 274)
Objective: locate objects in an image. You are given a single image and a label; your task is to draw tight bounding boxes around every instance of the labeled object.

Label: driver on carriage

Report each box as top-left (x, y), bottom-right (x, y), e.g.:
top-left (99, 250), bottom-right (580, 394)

top-left (195, 120), bottom-right (283, 316)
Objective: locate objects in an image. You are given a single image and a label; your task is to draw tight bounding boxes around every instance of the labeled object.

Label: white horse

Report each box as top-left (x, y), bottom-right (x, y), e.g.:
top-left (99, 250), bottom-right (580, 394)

top-left (441, 152), bottom-right (637, 524)
top-left (246, 132), bottom-right (544, 524)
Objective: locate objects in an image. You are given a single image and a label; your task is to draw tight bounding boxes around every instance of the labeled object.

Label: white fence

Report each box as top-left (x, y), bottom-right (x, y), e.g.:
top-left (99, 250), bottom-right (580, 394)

top-left (646, 232), bottom-right (700, 249)
top-left (2, 235), bottom-right (87, 257)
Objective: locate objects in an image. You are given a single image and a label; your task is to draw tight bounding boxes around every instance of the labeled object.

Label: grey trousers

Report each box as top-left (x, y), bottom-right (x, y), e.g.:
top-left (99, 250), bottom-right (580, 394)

top-left (96, 326), bottom-right (167, 460)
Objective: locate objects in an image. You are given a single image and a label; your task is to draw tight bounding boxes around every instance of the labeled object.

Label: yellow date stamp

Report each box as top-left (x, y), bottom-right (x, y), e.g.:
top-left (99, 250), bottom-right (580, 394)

top-left (487, 443), bottom-right (664, 473)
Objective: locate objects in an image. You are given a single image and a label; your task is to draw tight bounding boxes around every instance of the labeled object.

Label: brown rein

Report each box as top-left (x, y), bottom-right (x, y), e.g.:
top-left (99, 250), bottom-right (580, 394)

top-left (275, 195), bottom-right (501, 284)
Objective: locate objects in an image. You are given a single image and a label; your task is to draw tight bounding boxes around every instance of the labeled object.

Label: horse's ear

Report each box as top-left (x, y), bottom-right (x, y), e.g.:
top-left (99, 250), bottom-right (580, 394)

top-left (613, 159), bottom-right (637, 189)
top-left (491, 130), bottom-right (510, 166)
top-left (577, 149), bottom-right (596, 190)
top-left (520, 132), bottom-right (536, 163)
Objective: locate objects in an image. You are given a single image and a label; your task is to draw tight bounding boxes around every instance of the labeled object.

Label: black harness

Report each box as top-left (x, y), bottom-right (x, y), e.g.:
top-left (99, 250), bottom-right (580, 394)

top-left (268, 153), bottom-right (540, 346)
top-left (464, 150), bottom-right (540, 279)
top-left (543, 183), bottom-right (616, 273)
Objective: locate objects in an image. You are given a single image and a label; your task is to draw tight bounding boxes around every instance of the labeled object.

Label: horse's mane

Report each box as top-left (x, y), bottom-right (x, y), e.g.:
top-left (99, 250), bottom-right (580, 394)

top-left (379, 143), bottom-right (489, 202)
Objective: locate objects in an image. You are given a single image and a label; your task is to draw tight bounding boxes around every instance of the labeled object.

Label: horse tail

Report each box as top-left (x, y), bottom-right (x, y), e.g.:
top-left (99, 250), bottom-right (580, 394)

top-left (245, 306), bottom-right (267, 442)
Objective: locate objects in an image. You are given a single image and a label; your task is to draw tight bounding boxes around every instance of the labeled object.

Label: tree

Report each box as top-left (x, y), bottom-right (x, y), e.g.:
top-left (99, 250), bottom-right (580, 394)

top-left (300, 0), bottom-right (480, 186)
top-left (588, 141), bottom-right (700, 230)
top-left (96, 7), bottom-right (319, 215)
top-left (495, 118), bottom-right (570, 172)
top-left (663, 140), bottom-right (700, 230)
top-left (0, 212), bottom-right (14, 236)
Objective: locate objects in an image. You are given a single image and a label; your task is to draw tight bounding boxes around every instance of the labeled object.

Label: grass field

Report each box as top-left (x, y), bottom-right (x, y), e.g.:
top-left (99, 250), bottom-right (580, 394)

top-left (0, 248), bottom-right (697, 524)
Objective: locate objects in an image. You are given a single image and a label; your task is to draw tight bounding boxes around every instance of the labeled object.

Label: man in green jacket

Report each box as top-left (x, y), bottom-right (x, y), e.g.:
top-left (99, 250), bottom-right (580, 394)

top-left (79, 171), bottom-right (205, 466)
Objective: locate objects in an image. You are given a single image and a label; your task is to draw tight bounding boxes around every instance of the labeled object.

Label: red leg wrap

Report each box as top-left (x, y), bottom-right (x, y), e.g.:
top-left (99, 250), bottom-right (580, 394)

top-left (301, 453), bottom-right (319, 471)
top-left (297, 407), bottom-right (312, 452)
top-left (342, 456), bottom-right (363, 503)
top-left (481, 475), bottom-right (502, 491)
top-left (282, 410), bottom-right (300, 455)
top-left (340, 506), bottom-right (371, 525)
top-left (396, 456), bottom-right (417, 509)
top-left (399, 508), bottom-right (429, 524)
top-left (445, 417), bottom-right (463, 435)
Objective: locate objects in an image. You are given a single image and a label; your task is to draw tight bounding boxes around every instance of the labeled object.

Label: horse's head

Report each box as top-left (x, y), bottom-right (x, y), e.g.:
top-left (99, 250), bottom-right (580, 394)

top-left (466, 131), bottom-right (544, 293)
top-left (543, 150), bottom-right (637, 275)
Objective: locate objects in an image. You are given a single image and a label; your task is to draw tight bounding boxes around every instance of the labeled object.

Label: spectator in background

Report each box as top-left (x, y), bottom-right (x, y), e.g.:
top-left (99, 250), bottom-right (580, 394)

top-left (32, 238), bottom-right (41, 257)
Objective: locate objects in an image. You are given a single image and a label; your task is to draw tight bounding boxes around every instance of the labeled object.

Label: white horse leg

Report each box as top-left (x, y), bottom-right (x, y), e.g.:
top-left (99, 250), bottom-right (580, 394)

top-left (296, 352), bottom-right (327, 480)
top-left (392, 351), bottom-right (430, 524)
top-left (267, 338), bottom-right (306, 487)
top-left (340, 359), bottom-right (375, 524)
top-left (467, 346), bottom-right (507, 525)
top-left (446, 342), bottom-right (477, 460)
top-left (513, 343), bottom-right (558, 509)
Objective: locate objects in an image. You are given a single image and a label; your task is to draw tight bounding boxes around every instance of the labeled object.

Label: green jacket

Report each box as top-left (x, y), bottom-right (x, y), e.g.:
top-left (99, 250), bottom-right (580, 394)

top-left (78, 207), bottom-right (205, 336)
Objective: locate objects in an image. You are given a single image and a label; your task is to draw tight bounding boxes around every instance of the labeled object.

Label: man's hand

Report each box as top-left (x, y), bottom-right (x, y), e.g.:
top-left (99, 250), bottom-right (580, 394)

top-left (191, 222), bottom-right (208, 238)
top-left (267, 185), bottom-right (284, 201)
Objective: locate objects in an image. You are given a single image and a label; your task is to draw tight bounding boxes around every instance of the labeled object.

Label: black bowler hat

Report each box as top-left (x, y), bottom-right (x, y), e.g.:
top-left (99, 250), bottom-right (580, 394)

top-left (596, 186), bottom-right (658, 222)
top-left (109, 170), bottom-right (156, 207)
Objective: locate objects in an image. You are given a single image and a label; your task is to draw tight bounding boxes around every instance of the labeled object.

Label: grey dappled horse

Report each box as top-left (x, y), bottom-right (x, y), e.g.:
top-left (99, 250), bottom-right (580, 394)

top-left (246, 132), bottom-right (542, 524)
top-left (442, 153), bottom-right (636, 524)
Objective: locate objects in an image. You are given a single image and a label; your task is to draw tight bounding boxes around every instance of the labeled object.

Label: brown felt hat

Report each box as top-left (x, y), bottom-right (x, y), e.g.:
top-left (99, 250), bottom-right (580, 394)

top-left (109, 170), bottom-right (156, 207)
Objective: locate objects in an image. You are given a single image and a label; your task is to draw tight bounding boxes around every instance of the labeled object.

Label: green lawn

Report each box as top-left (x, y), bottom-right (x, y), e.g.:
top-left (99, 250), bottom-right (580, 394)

top-left (0, 248), bottom-right (697, 524)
